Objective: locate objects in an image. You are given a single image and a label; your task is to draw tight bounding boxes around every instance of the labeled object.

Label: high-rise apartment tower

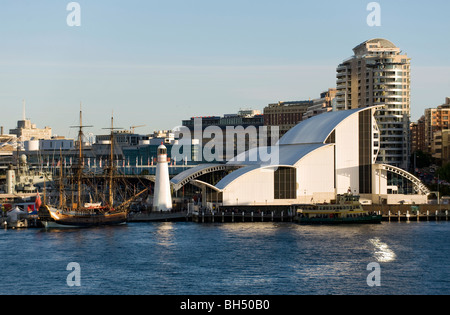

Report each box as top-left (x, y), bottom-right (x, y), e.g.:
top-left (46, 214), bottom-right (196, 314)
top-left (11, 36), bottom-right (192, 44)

top-left (336, 38), bottom-right (411, 169)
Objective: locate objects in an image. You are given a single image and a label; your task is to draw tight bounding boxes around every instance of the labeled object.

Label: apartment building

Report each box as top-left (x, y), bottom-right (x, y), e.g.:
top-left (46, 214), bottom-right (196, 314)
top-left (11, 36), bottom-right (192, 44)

top-left (336, 38), bottom-right (411, 170)
top-left (424, 97), bottom-right (450, 156)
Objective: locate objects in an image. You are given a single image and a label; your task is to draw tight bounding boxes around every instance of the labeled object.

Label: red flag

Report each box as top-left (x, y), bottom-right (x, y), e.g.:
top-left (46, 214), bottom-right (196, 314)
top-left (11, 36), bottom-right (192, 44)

top-left (27, 204), bottom-right (35, 213)
top-left (35, 192), bottom-right (42, 209)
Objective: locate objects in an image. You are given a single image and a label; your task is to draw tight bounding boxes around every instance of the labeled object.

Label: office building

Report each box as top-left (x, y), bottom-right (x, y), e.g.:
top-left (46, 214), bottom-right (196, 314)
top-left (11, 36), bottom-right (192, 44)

top-left (9, 118), bottom-right (52, 141)
top-left (181, 110), bottom-right (264, 161)
top-left (263, 101), bottom-right (312, 137)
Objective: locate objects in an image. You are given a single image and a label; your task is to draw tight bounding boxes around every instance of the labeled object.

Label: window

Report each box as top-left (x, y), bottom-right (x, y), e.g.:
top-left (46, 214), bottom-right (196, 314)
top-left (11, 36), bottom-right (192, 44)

top-left (359, 111), bottom-right (372, 194)
top-left (274, 167), bottom-right (297, 199)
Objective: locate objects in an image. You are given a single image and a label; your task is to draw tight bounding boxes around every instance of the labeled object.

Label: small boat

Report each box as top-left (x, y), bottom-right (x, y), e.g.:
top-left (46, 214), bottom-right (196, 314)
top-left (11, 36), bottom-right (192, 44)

top-left (293, 193), bottom-right (382, 225)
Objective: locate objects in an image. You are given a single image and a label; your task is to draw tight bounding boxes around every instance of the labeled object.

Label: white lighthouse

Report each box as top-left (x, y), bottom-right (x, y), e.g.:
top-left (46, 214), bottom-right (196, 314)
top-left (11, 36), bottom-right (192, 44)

top-left (153, 143), bottom-right (172, 212)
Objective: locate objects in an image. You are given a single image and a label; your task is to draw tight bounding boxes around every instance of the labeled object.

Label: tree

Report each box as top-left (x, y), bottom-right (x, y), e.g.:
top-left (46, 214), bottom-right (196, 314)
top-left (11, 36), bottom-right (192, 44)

top-left (410, 150), bottom-right (433, 170)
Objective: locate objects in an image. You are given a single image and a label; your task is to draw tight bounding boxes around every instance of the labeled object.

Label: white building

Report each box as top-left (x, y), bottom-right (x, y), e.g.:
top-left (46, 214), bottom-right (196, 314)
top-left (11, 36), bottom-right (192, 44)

top-left (153, 144), bottom-right (173, 212)
top-left (172, 106), bottom-right (429, 206)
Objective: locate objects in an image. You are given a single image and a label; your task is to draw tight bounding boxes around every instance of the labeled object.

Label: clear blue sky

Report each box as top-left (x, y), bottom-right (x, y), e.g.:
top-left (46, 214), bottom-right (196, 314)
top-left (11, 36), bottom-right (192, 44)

top-left (1, 0), bottom-right (449, 138)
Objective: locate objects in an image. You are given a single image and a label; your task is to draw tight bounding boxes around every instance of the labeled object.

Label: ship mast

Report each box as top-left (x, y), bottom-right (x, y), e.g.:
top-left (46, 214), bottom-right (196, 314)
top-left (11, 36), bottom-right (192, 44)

top-left (59, 148), bottom-right (64, 209)
top-left (70, 104), bottom-right (92, 210)
top-left (77, 108), bottom-right (83, 210)
top-left (103, 111), bottom-right (122, 208)
top-left (108, 115), bottom-right (114, 208)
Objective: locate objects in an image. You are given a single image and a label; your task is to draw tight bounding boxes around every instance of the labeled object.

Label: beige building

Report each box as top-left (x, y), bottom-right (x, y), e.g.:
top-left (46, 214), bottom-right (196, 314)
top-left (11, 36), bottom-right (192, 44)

top-left (303, 88), bottom-right (337, 120)
top-left (410, 115), bottom-right (426, 153)
top-left (9, 119), bottom-right (52, 141)
top-left (424, 97), bottom-right (450, 153)
top-left (263, 100), bottom-right (312, 138)
top-left (430, 129), bottom-right (450, 163)
top-left (336, 38), bottom-right (411, 170)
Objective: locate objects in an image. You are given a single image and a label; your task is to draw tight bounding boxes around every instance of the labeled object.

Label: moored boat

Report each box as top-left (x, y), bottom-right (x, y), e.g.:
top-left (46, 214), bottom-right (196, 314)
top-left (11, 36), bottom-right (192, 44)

top-left (38, 204), bottom-right (127, 228)
top-left (37, 109), bottom-right (142, 228)
top-left (293, 194), bottom-right (382, 225)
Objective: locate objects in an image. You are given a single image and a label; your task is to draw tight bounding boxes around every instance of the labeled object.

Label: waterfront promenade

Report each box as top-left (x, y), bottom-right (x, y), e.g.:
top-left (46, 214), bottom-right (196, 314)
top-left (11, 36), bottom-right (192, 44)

top-left (3, 205), bottom-right (450, 228)
top-left (127, 204), bottom-right (450, 223)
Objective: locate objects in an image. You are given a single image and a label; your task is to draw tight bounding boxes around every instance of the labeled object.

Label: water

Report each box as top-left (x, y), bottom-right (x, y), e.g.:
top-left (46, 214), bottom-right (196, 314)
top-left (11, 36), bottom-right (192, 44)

top-left (1, 221), bottom-right (450, 295)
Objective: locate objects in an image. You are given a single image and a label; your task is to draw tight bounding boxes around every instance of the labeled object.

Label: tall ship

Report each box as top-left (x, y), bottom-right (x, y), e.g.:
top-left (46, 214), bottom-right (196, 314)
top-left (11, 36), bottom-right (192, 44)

top-left (38, 109), bottom-right (146, 228)
top-left (293, 193), bottom-right (382, 225)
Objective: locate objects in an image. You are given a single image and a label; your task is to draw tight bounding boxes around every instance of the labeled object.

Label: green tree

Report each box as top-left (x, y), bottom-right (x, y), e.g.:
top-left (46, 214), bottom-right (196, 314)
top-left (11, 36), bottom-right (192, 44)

top-left (437, 162), bottom-right (450, 182)
top-left (410, 150), bottom-right (433, 170)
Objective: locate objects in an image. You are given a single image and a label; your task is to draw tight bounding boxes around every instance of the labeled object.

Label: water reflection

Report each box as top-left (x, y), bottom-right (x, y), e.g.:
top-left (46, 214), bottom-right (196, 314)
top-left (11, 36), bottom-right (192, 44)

top-left (218, 222), bottom-right (279, 236)
top-left (154, 222), bottom-right (175, 247)
top-left (369, 238), bottom-right (396, 262)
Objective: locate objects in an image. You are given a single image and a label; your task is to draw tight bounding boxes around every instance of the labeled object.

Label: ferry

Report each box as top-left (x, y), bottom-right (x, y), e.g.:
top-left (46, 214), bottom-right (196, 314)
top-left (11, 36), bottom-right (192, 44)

top-left (293, 194), bottom-right (382, 225)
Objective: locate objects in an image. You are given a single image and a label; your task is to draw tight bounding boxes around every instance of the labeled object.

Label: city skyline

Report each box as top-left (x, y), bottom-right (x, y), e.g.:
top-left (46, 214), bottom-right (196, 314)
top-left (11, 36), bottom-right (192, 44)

top-left (1, 0), bottom-right (449, 138)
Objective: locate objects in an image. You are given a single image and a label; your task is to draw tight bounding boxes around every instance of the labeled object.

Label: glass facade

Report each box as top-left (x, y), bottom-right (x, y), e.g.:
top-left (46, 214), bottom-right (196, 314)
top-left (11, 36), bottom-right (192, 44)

top-left (359, 111), bottom-right (372, 194)
top-left (274, 167), bottom-right (297, 199)
top-left (387, 171), bottom-right (414, 195)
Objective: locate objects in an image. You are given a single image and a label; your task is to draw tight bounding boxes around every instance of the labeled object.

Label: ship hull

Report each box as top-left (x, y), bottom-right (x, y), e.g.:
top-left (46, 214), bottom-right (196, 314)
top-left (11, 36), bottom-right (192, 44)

top-left (38, 205), bottom-right (127, 228)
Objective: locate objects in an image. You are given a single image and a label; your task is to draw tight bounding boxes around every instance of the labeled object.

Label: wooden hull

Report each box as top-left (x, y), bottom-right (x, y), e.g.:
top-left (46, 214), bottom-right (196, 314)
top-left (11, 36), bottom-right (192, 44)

top-left (39, 205), bottom-right (127, 228)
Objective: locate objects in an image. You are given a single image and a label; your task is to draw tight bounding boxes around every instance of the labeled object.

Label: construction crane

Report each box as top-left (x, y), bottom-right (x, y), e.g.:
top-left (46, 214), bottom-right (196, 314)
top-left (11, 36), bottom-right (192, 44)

top-left (130, 125), bottom-right (146, 133)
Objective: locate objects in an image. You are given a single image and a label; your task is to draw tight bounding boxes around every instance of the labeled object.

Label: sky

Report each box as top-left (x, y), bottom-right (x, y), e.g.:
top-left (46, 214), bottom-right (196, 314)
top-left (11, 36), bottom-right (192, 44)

top-left (1, 0), bottom-right (449, 138)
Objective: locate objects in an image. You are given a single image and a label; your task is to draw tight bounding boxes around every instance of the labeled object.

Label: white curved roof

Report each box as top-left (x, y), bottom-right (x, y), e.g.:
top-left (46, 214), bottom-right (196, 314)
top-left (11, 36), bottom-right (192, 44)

top-left (278, 107), bottom-right (375, 145)
top-left (215, 165), bottom-right (260, 190)
top-left (227, 143), bottom-right (328, 166)
top-left (173, 107), bottom-right (382, 191)
top-left (170, 163), bottom-right (242, 190)
top-left (216, 144), bottom-right (331, 190)
top-left (171, 163), bottom-right (224, 186)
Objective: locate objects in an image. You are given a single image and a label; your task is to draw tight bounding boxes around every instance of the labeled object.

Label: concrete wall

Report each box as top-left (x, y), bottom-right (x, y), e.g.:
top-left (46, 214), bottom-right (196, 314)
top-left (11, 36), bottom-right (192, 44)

top-left (296, 145), bottom-right (335, 204)
top-left (222, 167), bottom-right (275, 206)
top-left (335, 114), bottom-right (360, 195)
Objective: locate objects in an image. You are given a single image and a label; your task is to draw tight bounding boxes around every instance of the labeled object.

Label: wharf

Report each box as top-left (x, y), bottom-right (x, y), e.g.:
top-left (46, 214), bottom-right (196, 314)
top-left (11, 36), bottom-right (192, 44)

top-left (363, 204), bottom-right (450, 222)
top-left (191, 210), bottom-right (294, 223)
top-left (382, 211), bottom-right (449, 222)
top-left (127, 211), bottom-right (190, 222)
top-left (1, 215), bottom-right (43, 229)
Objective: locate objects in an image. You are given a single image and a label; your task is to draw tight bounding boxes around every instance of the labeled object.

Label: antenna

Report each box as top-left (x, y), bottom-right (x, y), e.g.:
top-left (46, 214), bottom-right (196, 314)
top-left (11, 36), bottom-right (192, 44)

top-left (22, 99), bottom-right (26, 120)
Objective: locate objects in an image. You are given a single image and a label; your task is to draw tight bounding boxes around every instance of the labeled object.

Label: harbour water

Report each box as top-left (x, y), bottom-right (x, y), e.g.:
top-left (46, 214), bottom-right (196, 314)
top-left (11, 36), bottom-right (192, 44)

top-left (1, 221), bottom-right (450, 295)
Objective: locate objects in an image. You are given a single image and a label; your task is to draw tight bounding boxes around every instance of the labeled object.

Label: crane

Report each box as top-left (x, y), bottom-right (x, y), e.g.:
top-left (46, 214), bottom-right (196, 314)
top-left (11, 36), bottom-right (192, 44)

top-left (130, 125), bottom-right (146, 133)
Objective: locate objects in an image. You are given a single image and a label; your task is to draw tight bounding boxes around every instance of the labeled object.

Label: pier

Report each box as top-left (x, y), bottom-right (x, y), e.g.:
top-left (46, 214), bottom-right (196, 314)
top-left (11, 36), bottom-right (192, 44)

top-left (3, 205), bottom-right (450, 227)
top-left (190, 210), bottom-right (294, 223)
top-left (127, 211), bottom-right (189, 222)
top-left (382, 210), bottom-right (449, 222)
top-left (363, 205), bottom-right (450, 222)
